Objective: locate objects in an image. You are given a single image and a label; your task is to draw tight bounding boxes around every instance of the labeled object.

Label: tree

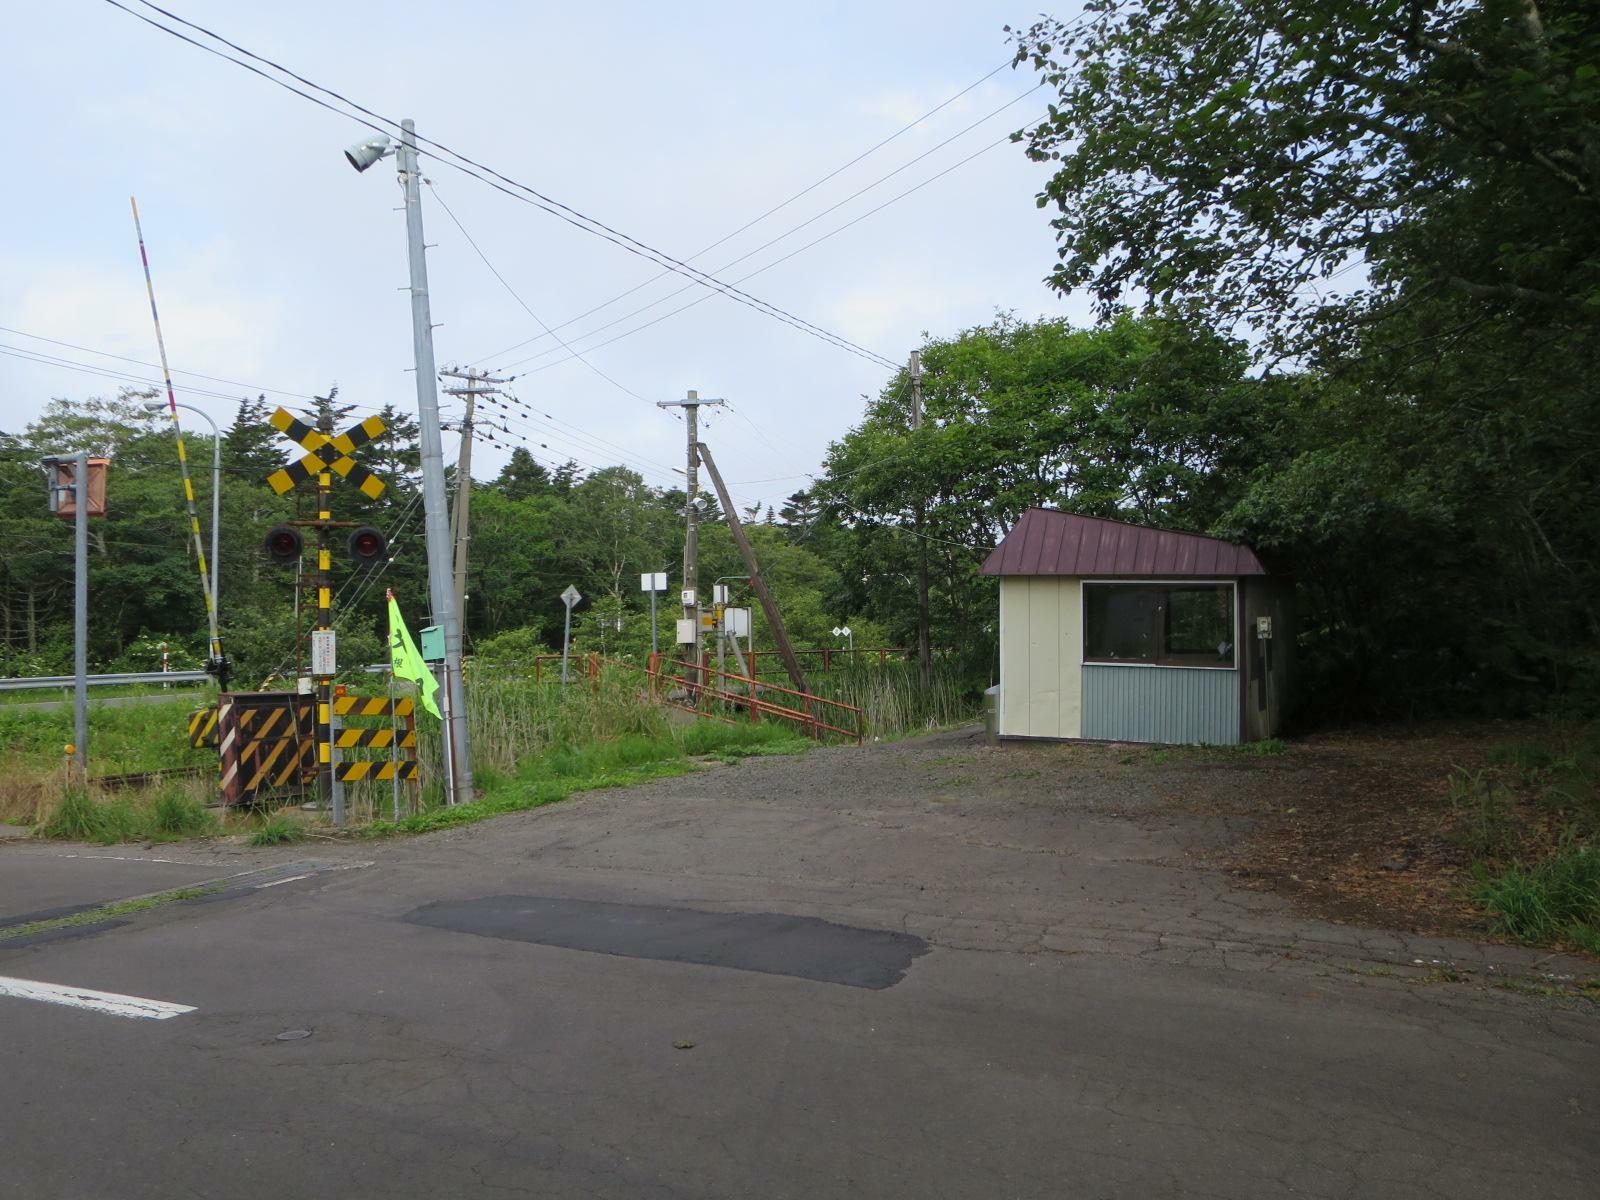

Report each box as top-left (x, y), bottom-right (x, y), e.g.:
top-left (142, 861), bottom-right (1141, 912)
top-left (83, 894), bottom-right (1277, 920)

top-left (1002, 3), bottom-right (1600, 715)
top-left (221, 394), bottom-right (284, 480)
top-left (494, 446), bottom-right (551, 500)
top-left (1008, 2), bottom-right (1600, 356)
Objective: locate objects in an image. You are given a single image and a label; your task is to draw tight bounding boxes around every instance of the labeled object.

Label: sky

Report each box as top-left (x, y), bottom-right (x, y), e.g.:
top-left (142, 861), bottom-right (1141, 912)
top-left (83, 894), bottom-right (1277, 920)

top-left (0, 0), bottom-right (1093, 514)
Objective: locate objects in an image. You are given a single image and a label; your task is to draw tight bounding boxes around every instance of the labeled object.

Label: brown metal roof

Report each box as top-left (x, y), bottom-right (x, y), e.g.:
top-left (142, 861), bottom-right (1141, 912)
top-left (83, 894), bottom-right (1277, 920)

top-left (979, 508), bottom-right (1266, 577)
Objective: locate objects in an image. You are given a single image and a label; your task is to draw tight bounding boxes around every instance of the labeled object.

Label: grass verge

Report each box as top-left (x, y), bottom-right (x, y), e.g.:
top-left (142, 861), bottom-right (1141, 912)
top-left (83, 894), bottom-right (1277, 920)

top-left (0, 885), bottom-right (212, 941)
top-left (367, 720), bottom-right (810, 837)
top-left (39, 781), bottom-right (217, 845)
top-left (1471, 838), bottom-right (1600, 954)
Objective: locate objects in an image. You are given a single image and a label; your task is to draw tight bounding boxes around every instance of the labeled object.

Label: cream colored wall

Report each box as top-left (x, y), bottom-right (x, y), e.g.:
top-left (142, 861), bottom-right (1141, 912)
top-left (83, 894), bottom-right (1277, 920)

top-left (997, 577), bottom-right (1082, 739)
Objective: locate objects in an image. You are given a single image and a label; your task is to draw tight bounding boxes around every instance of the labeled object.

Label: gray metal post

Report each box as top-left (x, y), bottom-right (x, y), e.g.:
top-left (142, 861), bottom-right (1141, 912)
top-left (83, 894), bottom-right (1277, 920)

top-left (330, 702), bottom-right (345, 826)
top-left (398, 118), bottom-right (472, 805)
top-left (650, 586), bottom-right (658, 656)
top-left (72, 453), bottom-right (89, 781)
top-left (561, 604), bottom-right (574, 684)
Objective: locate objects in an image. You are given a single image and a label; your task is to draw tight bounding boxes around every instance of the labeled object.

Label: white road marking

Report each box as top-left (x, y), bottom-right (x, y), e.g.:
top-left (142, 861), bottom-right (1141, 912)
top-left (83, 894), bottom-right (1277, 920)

top-left (255, 873), bottom-right (310, 889)
top-left (0, 975), bottom-right (196, 1020)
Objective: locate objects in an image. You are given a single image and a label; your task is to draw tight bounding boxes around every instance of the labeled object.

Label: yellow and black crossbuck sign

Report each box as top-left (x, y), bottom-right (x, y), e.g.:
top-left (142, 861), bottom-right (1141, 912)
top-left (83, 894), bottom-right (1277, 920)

top-left (264, 407), bottom-right (388, 499)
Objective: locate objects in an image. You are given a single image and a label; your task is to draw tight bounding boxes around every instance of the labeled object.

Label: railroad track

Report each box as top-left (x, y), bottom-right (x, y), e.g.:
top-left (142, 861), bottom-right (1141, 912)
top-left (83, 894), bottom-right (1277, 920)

top-left (93, 766), bottom-right (210, 791)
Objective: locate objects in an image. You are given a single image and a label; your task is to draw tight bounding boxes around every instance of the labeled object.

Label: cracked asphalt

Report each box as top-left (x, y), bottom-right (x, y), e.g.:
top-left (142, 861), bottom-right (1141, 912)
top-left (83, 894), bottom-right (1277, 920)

top-left (2, 727), bottom-right (1597, 1198)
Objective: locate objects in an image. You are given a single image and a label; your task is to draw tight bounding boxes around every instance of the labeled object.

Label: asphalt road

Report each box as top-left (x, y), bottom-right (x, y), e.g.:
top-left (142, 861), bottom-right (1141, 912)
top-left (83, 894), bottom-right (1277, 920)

top-left (2, 730), bottom-right (1596, 1199)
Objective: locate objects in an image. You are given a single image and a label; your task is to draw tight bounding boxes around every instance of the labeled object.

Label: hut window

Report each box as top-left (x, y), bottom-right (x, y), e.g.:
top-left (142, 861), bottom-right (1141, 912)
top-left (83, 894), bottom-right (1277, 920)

top-left (1083, 582), bottom-right (1235, 668)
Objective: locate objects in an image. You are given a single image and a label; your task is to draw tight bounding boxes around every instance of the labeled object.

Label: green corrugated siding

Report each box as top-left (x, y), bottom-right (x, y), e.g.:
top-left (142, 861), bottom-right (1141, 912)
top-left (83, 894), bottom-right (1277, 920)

top-left (1080, 664), bottom-right (1239, 745)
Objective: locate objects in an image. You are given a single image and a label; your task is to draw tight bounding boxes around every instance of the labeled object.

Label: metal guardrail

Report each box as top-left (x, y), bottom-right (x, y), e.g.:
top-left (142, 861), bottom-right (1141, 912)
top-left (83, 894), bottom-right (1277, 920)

top-left (0, 669), bottom-right (211, 692)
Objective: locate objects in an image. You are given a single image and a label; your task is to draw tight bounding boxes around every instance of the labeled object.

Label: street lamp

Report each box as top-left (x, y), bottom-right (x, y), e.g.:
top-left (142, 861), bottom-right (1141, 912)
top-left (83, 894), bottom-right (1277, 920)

top-left (144, 398), bottom-right (220, 634)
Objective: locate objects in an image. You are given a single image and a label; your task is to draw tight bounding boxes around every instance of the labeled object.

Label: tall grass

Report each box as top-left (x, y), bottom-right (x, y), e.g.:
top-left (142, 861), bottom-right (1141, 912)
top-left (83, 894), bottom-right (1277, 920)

top-left (1473, 837), bottom-right (1600, 953)
top-left (38, 779), bottom-right (217, 845)
top-left (0, 697), bottom-right (214, 824)
top-left (804, 660), bottom-right (980, 740)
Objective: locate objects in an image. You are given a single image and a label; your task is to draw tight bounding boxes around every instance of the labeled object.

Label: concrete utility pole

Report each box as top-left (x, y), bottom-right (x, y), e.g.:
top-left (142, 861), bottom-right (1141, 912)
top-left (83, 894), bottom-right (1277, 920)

top-left (910, 349), bottom-right (932, 686)
top-left (656, 390), bottom-right (724, 681)
top-left (441, 367), bottom-right (510, 631)
top-left (397, 118), bottom-right (472, 806)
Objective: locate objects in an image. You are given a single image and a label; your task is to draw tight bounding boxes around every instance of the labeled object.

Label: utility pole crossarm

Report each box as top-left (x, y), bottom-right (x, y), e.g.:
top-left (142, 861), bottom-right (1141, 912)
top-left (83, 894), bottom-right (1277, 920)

top-left (695, 440), bottom-right (808, 697)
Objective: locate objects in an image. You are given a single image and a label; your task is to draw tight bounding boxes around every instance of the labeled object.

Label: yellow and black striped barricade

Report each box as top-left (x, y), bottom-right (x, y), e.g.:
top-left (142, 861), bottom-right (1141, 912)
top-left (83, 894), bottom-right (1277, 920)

top-left (188, 705), bottom-right (219, 749)
top-left (217, 692), bottom-right (317, 806)
top-left (331, 694), bottom-right (420, 786)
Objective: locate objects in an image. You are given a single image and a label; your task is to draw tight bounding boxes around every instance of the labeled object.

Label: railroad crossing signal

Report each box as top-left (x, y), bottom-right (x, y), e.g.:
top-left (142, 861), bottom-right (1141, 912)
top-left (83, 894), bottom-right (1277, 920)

top-left (264, 407), bottom-right (388, 499)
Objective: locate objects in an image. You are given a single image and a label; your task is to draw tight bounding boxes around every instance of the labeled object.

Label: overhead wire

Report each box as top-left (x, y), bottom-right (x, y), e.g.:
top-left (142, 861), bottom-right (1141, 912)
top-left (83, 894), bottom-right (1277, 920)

top-left (424, 180), bottom-right (651, 404)
top-left (494, 91), bottom-right (1040, 374)
top-left (472, 58), bottom-right (1019, 364)
top-left (103, 0), bottom-right (900, 371)
top-left (502, 127), bottom-right (1032, 378)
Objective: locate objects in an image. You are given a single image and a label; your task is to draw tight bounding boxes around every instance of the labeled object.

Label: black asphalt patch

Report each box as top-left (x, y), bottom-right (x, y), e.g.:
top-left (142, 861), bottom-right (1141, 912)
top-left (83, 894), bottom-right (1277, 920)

top-left (404, 896), bottom-right (929, 989)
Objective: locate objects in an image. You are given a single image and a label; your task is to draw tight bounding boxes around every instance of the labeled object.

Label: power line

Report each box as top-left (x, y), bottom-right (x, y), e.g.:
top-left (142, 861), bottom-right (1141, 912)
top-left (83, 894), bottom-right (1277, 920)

top-left (103, 0), bottom-right (900, 371)
top-left (503, 128), bottom-right (1029, 378)
top-left (495, 92), bottom-right (1040, 373)
top-left (471, 58), bottom-right (1018, 365)
top-left (0, 324), bottom-right (321, 402)
top-left (424, 181), bottom-right (650, 404)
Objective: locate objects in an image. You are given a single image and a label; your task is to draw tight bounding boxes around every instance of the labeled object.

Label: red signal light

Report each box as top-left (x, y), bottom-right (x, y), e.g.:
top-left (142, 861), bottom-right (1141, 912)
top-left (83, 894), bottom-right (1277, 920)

top-left (263, 526), bottom-right (303, 567)
top-left (348, 525), bottom-right (387, 566)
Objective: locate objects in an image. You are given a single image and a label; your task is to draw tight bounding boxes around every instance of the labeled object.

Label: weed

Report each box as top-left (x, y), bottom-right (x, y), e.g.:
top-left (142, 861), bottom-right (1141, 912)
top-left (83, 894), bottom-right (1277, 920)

top-left (0, 886), bottom-right (211, 941)
top-left (1444, 767), bottom-right (1519, 861)
top-left (150, 788), bottom-right (214, 837)
top-left (249, 814), bottom-right (306, 846)
top-left (1472, 837), bottom-right (1600, 948)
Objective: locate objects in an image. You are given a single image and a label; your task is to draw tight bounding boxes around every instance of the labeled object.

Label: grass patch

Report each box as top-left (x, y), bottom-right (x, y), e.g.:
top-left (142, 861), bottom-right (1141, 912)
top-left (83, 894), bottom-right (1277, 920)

top-left (248, 813), bottom-right (306, 846)
top-left (1472, 837), bottom-right (1600, 951)
top-left (37, 779), bottom-right (219, 845)
top-left (367, 719), bottom-right (809, 838)
top-left (0, 885), bottom-right (212, 941)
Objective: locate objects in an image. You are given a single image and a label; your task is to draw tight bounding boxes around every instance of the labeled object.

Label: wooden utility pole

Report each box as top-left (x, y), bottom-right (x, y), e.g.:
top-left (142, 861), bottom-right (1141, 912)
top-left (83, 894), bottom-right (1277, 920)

top-left (696, 440), bottom-right (808, 696)
top-left (656, 390), bottom-right (724, 683)
top-left (441, 367), bottom-right (510, 636)
top-left (910, 350), bottom-right (932, 685)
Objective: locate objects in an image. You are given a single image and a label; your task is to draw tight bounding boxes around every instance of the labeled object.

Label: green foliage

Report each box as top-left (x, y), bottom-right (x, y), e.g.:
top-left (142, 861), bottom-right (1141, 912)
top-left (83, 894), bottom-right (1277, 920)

top-left (1445, 768), bottom-right (1520, 862)
top-left (1473, 838), bottom-right (1600, 949)
top-left (805, 660), bottom-right (980, 740)
top-left (38, 784), bottom-right (214, 845)
top-left (150, 787), bottom-right (214, 837)
top-left (248, 813), bottom-right (305, 846)
top-left (369, 719), bottom-right (803, 838)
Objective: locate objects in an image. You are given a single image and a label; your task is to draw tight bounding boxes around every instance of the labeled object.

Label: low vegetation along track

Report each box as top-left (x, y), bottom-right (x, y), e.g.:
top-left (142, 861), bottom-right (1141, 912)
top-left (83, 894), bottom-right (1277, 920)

top-left (93, 766), bottom-right (210, 792)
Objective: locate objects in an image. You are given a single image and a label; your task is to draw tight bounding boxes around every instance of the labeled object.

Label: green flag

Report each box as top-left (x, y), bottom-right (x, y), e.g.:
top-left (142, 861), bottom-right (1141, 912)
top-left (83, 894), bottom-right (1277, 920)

top-left (387, 590), bottom-right (441, 719)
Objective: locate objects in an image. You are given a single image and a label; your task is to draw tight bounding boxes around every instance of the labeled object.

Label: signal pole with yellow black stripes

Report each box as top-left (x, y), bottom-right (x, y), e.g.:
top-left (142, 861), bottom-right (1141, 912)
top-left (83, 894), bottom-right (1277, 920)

top-left (262, 403), bottom-right (391, 823)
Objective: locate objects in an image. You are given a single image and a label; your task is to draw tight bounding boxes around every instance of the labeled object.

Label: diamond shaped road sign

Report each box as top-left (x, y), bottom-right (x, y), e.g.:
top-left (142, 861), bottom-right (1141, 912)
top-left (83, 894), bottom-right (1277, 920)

top-left (561, 585), bottom-right (582, 609)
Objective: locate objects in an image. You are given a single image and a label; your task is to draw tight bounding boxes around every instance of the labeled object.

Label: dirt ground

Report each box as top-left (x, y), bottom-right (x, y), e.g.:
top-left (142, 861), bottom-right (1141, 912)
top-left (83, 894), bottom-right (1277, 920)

top-left (971, 720), bottom-right (1571, 947)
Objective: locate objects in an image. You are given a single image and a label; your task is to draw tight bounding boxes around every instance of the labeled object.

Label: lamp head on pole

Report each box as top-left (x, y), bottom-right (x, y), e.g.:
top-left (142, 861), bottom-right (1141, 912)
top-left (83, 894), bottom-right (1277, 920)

top-left (344, 135), bottom-right (394, 173)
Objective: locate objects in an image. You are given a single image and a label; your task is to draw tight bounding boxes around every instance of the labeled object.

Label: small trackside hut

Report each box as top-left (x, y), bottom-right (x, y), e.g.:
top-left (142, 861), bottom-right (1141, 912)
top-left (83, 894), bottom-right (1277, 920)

top-left (982, 509), bottom-right (1291, 745)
